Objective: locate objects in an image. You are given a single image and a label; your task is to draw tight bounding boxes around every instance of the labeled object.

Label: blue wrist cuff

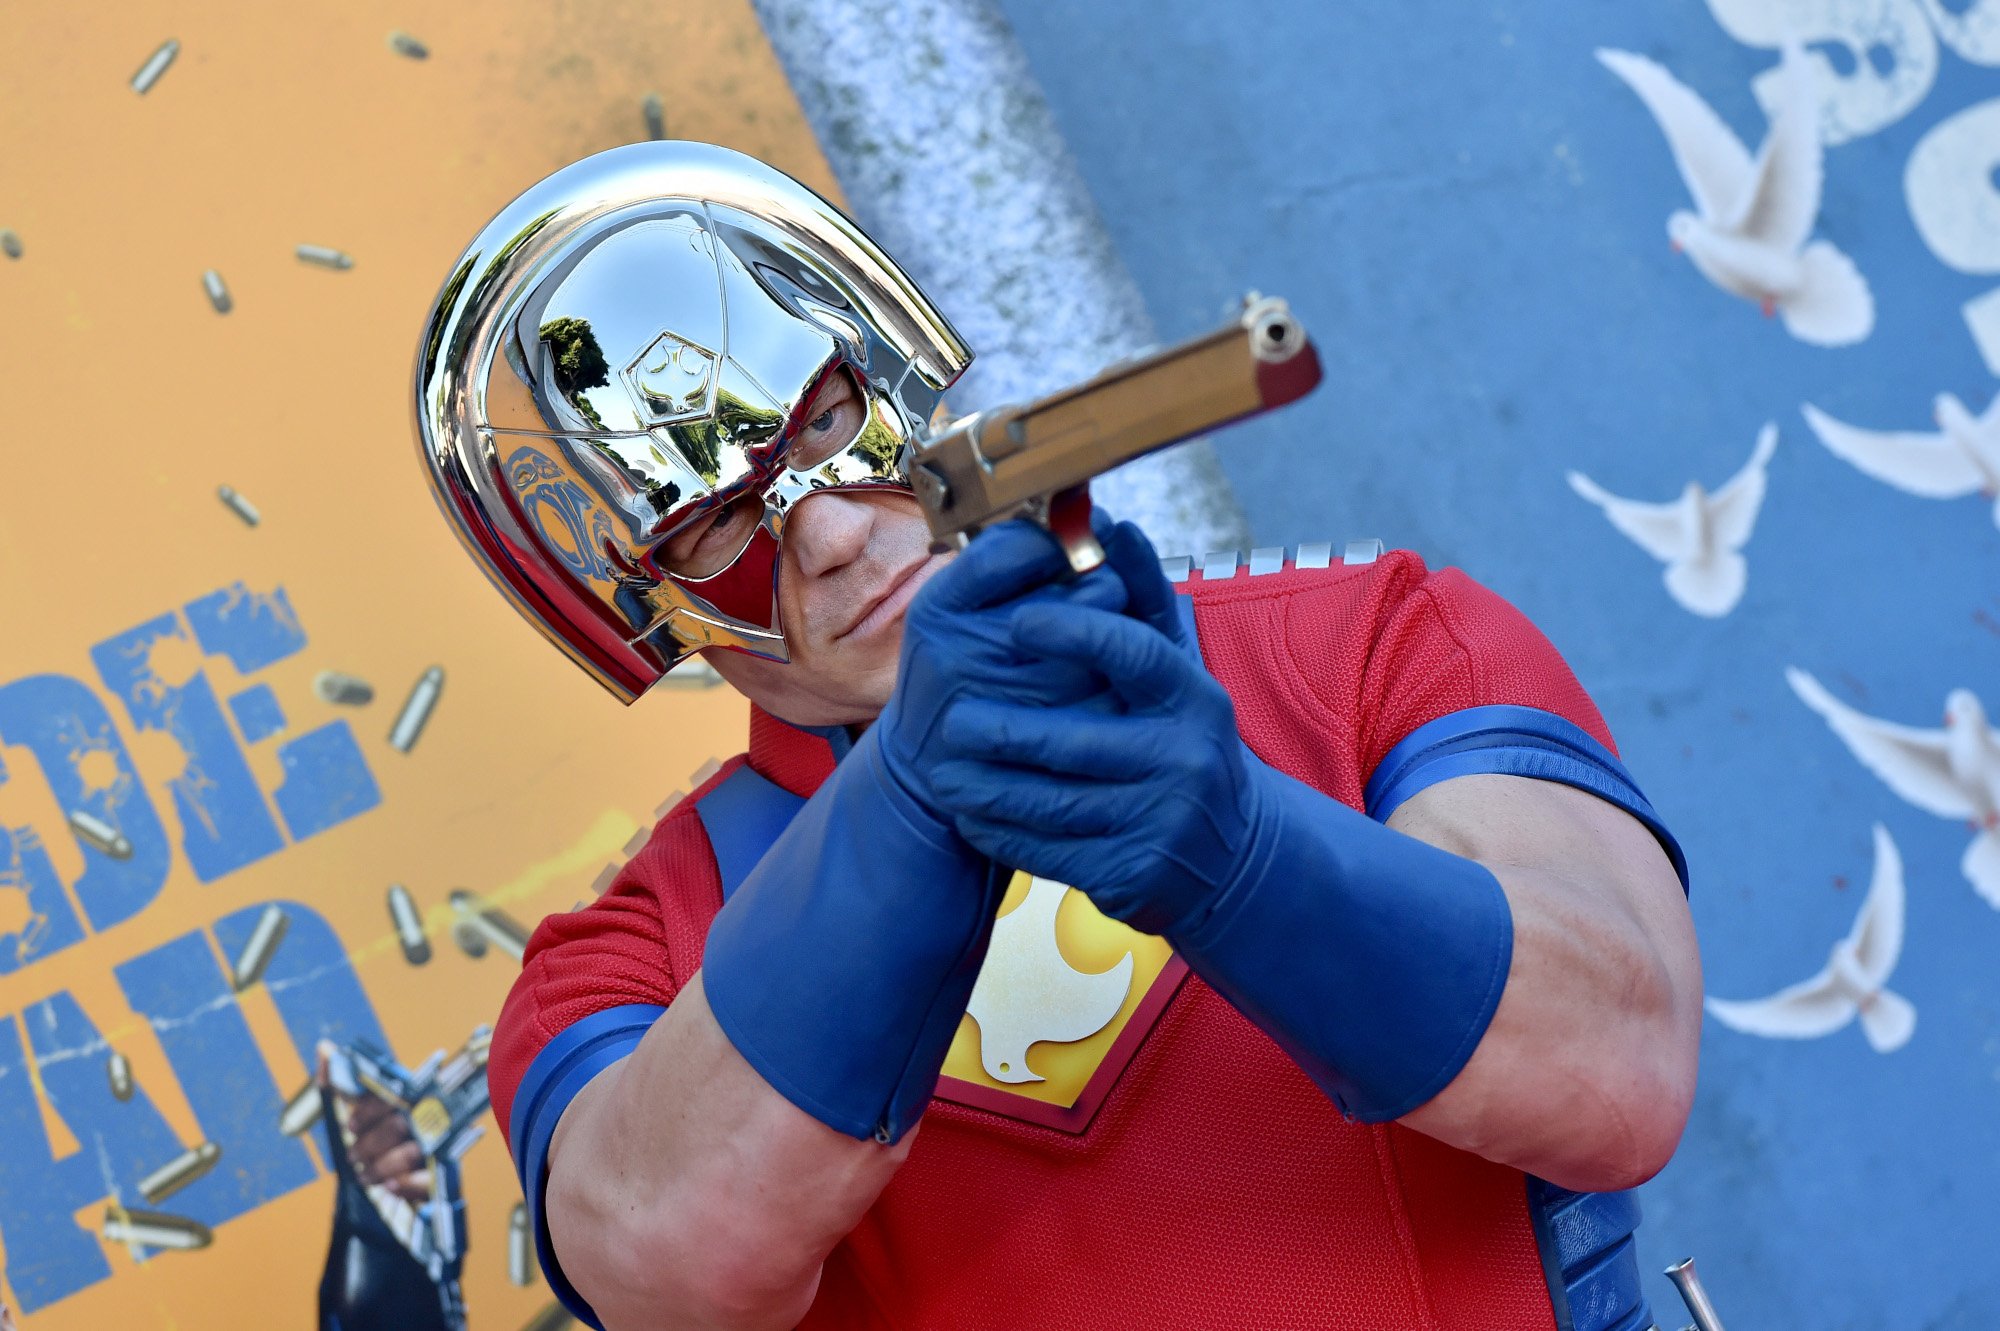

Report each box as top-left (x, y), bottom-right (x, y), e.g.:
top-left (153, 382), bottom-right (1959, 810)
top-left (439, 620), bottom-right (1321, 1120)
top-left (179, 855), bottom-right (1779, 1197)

top-left (700, 729), bottom-right (1002, 1143)
top-left (508, 1003), bottom-right (666, 1331)
top-left (1173, 766), bottom-right (1514, 1122)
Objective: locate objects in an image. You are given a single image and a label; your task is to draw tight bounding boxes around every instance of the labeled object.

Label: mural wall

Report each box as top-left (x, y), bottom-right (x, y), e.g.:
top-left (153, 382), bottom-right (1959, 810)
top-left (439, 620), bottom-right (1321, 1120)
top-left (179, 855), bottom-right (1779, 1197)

top-left (995, 0), bottom-right (2000, 1325)
top-left (0, 1), bottom-right (814, 1325)
top-left (6, 0), bottom-right (1996, 1326)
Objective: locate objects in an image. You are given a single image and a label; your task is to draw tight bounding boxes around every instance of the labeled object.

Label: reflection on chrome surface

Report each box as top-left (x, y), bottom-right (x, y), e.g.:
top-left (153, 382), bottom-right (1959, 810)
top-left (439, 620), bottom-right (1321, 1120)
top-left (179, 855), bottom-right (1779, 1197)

top-left (415, 141), bottom-right (972, 702)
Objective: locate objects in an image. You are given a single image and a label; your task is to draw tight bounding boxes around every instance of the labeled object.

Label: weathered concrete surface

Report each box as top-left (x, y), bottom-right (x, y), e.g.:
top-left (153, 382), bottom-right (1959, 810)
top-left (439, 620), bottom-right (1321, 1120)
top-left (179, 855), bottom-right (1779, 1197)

top-left (749, 0), bottom-right (1250, 557)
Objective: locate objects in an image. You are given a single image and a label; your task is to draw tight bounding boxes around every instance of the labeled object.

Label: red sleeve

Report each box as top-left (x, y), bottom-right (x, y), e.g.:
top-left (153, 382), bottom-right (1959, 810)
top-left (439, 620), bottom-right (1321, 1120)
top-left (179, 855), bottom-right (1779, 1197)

top-left (487, 776), bottom-right (733, 1151)
top-left (1357, 566), bottom-right (1616, 779)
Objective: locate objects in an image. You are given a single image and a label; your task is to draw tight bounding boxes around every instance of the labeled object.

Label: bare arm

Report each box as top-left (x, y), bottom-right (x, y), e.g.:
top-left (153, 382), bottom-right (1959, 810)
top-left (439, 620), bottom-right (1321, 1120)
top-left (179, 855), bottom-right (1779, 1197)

top-left (544, 972), bottom-right (910, 1331)
top-left (1389, 773), bottom-right (1702, 1191)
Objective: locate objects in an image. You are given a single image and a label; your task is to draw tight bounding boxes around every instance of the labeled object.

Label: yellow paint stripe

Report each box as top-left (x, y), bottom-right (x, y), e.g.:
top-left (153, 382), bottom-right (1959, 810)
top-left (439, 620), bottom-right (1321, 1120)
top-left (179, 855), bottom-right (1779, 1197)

top-left (345, 809), bottom-right (642, 971)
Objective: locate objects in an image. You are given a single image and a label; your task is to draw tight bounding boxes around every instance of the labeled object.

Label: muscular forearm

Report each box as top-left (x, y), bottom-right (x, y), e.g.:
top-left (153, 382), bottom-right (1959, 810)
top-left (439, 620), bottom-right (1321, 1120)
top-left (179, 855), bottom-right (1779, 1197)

top-left (1391, 777), bottom-right (1702, 1190)
top-left (538, 658), bottom-right (1022, 1325)
top-left (547, 972), bottom-right (908, 1331)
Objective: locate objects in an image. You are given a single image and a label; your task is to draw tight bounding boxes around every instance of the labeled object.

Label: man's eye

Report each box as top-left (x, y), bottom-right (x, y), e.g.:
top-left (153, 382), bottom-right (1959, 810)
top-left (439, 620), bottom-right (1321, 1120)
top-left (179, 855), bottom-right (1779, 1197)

top-left (809, 409), bottom-right (837, 433)
top-left (699, 501), bottom-right (742, 544)
top-left (659, 497), bottom-right (759, 579)
top-left (677, 501), bottom-right (733, 548)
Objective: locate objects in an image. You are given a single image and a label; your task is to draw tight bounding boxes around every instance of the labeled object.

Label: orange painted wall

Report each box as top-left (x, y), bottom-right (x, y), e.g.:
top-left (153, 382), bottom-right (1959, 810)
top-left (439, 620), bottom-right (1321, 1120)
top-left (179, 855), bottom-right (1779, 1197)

top-left (0, 2), bottom-right (830, 1325)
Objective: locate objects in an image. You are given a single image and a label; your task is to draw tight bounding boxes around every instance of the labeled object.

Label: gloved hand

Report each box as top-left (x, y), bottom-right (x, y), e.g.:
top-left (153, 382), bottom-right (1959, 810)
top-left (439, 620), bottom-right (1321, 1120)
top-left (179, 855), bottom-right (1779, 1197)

top-left (921, 524), bottom-right (1516, 1122)
top-left (700, 513), bottom-right (1139, 1146)
top-left (868, 515), bottom-right (1132, 827)
top-left (924, 522), bottom-right (1253, 935)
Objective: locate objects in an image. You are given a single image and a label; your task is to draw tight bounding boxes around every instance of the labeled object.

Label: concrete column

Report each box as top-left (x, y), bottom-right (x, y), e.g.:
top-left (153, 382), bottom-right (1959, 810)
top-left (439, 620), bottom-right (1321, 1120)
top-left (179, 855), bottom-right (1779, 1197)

top-left (750, 0), bottom-right (1251, 557)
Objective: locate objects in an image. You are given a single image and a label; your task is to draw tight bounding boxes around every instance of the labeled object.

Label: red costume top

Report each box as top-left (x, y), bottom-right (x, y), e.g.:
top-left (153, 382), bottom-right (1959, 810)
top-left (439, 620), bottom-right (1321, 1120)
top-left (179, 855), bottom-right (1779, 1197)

top-left (490, 551), bottom-right (1680, 1330)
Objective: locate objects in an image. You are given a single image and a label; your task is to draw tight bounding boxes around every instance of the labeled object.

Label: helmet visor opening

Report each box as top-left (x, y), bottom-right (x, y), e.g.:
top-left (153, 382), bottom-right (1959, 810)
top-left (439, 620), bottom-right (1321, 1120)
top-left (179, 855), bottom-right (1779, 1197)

top-left (784, 363), bottom-right (870, 471)
top-left (655, 496), bottom-right (764, 580)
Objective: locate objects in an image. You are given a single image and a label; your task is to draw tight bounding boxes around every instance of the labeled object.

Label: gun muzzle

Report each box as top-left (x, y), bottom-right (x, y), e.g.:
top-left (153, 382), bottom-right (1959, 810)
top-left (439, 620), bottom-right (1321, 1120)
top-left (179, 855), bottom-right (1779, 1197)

top-left (1664, 1257), bottom-right (1728, 1331)
top-left (907, 294), bottom-right (1322, 571)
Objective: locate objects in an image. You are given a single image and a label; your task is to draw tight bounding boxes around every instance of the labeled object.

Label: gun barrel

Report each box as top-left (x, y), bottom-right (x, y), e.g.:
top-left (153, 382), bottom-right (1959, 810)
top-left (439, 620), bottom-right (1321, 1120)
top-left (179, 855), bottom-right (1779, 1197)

top-left (1664, 1258), bottom-right (1728, 1331)
top-left (907, 295), bottom-right (1320, 551)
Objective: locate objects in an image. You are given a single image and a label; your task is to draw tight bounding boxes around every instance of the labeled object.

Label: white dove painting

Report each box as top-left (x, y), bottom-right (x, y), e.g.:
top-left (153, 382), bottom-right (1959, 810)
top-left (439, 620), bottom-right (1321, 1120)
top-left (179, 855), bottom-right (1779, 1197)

top-left (1566, 422), bottom-right (1777, 617)
top-left (1707, 824), bottom-right (1915, 1053)
top-left (1787, 668), bottom-right (2000, 906)
top-left (1800, 391), bottom-right (2000, 528)
top-left (1597, 42), bottom-right (1875, 346)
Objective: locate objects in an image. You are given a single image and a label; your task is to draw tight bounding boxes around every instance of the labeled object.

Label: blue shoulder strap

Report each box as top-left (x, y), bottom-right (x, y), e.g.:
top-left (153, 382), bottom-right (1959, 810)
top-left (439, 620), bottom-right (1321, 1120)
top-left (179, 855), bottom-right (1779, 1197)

top-left (695, 762), bottom-right (808, 901)
top-left (1528, 1178), bottom-right (1653, 1331)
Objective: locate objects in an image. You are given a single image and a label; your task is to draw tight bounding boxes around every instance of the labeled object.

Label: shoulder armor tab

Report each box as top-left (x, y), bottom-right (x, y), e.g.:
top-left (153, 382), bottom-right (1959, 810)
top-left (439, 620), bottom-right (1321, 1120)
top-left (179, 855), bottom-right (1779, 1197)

top-left (1342, 538), bottom-right (1384, 566)
top-left (1201, 550), bottom-right (1241, 580)
top-left (1159, 539), bottom-right (1386, 580)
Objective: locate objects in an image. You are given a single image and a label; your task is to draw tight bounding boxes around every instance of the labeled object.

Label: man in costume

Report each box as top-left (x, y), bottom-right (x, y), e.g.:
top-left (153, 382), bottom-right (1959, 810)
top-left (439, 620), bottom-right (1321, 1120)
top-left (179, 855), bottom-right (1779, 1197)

top-left (415, 142), bottom-right (1700, 1331)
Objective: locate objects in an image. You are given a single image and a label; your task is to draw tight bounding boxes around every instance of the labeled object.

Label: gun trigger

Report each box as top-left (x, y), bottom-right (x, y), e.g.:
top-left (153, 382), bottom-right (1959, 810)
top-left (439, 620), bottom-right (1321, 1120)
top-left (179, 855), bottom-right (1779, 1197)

top-left (1049, 488), bottom-right (1103, 573)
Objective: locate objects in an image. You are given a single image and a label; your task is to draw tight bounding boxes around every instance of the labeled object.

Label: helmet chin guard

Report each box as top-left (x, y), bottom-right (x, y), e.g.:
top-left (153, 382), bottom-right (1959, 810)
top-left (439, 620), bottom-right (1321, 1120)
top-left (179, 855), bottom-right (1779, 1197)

top-left (414, 141), bottom-right (974, 703)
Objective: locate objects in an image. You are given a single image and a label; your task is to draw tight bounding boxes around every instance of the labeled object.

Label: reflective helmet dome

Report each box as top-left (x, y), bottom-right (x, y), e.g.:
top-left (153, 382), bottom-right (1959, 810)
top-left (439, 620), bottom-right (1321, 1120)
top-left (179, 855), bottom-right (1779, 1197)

top-left (414, 141), bottom-right (973, 702)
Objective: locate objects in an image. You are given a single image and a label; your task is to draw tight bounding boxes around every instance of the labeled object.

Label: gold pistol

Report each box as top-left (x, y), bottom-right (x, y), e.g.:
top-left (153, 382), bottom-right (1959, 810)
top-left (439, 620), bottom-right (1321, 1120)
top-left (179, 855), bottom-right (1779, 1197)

top-left (904, 294), bottom-right (1323, 572)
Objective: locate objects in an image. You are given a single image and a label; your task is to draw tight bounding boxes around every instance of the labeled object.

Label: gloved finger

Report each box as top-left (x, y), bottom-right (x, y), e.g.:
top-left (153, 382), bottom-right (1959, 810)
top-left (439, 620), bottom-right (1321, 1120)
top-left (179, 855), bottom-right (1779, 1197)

top-left (928, 760), bottom-right (1136, 834)
top-left (950, 814), bottom-right (1098, 888)
top-left (921, 519), bottom-right (1073, 613)
top-left (922, 572), bottom-right (1124, 675)
top-left (935, 698), bottom-right (1176, 780)
top-left (1010, 600), bottom-right (1195, 711)
top-left (1012, 560), bottom-right (1129, 618)
top-left (1100, 519), bottom-right (1184, 643)
top-left (1087, 502), bottom-right (1119, 544)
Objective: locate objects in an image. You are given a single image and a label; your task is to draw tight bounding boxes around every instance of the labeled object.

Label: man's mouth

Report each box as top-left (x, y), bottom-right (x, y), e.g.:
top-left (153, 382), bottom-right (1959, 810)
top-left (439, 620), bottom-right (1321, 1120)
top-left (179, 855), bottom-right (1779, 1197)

top-left (839, 554), bottom-right (943, 642)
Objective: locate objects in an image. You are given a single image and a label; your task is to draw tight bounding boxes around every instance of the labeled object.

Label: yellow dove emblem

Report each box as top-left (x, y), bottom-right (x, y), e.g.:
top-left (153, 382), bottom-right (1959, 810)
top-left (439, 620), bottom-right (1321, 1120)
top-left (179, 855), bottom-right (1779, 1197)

top-left (965, 876), bottom-right (1136, 1084)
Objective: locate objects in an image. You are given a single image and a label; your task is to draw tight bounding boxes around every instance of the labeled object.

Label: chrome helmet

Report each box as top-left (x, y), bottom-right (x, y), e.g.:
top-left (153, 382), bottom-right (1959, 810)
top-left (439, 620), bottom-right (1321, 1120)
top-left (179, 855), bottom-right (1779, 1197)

top-left (414, 141), bottom-right (973, 702)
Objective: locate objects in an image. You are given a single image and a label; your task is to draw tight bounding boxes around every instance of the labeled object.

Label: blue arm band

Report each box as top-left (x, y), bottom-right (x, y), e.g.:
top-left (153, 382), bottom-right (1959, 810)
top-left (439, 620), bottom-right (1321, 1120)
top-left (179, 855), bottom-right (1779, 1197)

top-left (1171, 767), bottom-right (1515, 1122)
top-left (700, 729), bottom-right (1004, 1143)
top-left (508, 1003), bottom-right (667, 1330)
top-left (1365, 704), bottom-right (1689, 892)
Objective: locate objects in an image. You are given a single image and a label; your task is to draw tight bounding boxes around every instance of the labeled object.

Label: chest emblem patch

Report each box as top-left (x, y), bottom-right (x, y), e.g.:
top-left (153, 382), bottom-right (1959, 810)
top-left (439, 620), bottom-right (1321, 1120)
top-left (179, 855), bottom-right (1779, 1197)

top-left (937, 871), bottom-right (1188, 1132)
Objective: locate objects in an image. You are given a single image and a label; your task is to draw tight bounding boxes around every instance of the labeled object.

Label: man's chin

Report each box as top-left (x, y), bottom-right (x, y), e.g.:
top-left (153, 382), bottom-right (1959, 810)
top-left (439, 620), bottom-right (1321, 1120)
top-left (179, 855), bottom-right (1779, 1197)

top-left (801, 641), bottom-right (898, 723)
top-left (704, 640), bottom-right (896, 729)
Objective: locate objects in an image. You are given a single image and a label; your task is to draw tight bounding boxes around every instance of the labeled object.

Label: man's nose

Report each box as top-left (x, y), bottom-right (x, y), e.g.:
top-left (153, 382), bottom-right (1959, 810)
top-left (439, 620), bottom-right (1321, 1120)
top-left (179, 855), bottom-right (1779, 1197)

top-left (785, 491), bottom-right (876, 579)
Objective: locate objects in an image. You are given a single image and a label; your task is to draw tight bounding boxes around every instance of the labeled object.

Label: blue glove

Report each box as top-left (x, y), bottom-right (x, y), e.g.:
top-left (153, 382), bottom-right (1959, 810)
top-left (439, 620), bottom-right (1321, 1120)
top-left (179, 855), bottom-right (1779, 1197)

top-left (926, 517), bottom-right (1238, 934)
top-left (872, 519), bottom-right (1129, 809)
top-left (701, 519), bottom-right (1129, 1143)
top-left (924, 529), bottom-right (1515, 1121)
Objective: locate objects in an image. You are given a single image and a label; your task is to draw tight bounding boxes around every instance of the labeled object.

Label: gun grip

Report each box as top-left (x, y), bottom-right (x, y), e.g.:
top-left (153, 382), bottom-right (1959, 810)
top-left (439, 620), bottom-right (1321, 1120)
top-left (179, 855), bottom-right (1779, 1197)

top-left (1049, 486), bottom-right (1104, 573)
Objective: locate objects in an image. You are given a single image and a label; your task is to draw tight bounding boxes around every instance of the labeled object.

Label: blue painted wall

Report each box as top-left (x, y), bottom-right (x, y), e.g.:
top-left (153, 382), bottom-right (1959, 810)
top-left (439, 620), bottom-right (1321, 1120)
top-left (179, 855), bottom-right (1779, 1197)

top-left (998, 2), bottom-right (2000, 1326)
